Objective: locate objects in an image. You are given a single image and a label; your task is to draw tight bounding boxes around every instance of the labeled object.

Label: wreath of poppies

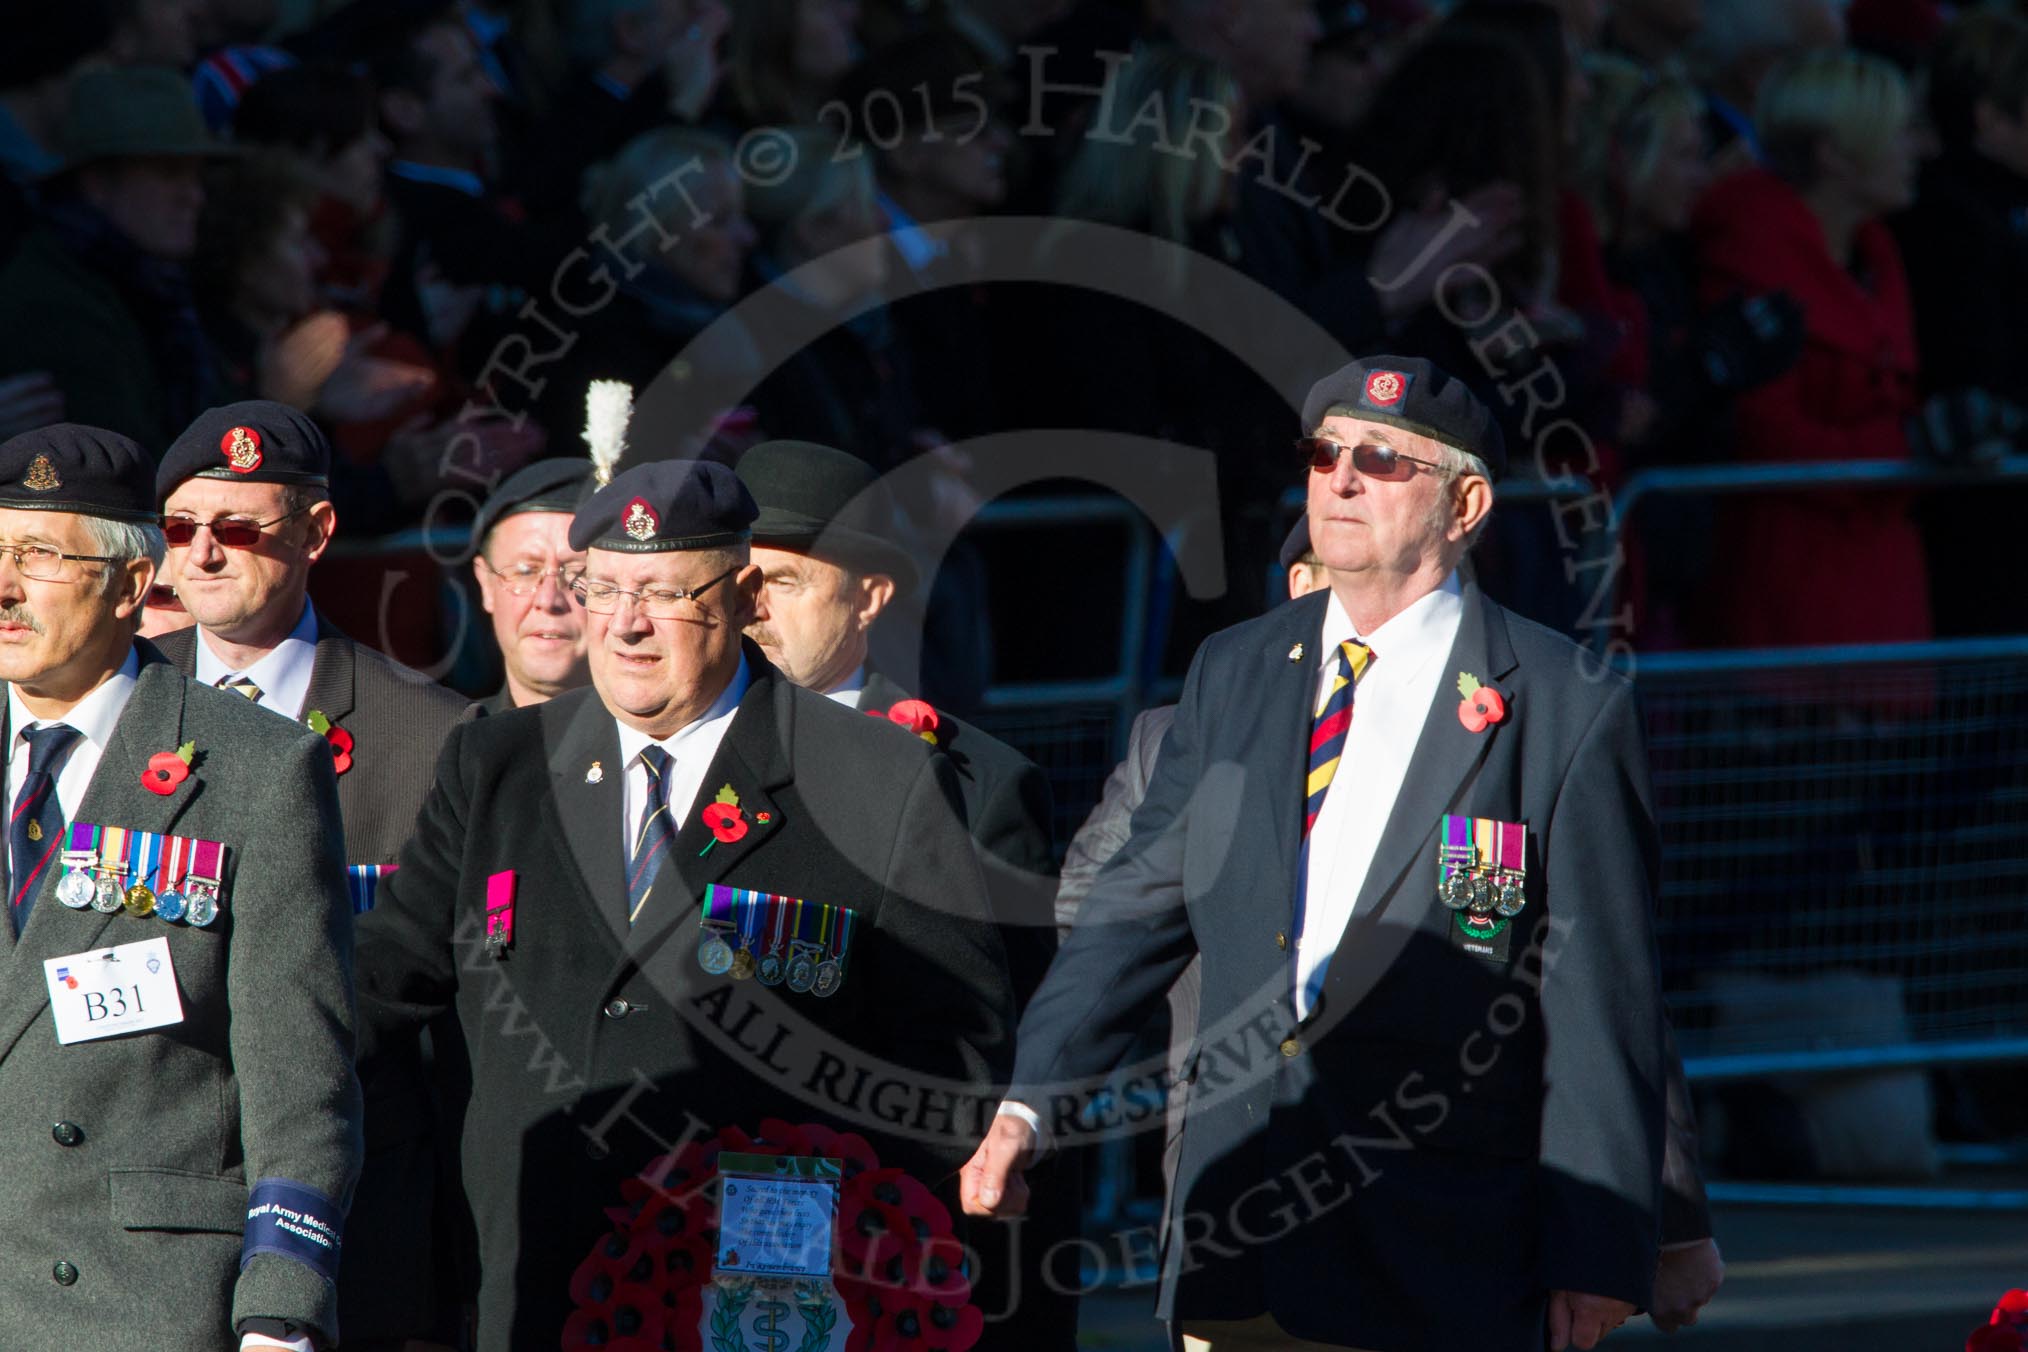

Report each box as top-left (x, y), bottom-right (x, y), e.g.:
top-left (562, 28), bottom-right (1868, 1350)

top-left (565, 1120), bottom-right (984, 1352)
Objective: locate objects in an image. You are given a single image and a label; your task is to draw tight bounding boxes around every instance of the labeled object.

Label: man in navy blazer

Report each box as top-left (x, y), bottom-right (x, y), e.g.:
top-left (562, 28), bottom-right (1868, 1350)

top-left (963, 357), bottom-right (1666, 1352)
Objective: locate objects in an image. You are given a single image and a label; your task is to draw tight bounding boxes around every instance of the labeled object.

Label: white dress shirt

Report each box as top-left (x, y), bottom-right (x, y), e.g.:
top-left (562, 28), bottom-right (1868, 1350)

top-left (194, 600), bottom-right (320, 722)
top-left (5, 646), bottom-right (140, 824)
top-left (823, 666), bottom-right (867, 710)
top-left (616, 654), bottom-right (750, 865)
top-left (1294, 573), bottom-right (1464, 1019)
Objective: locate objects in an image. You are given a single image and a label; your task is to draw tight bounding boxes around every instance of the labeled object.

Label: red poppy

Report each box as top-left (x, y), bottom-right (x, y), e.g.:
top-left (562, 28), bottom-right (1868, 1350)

top-left (1969, 1327), bottom-right (2024, 1352)
top-left (885, 699), bottom-right (940, 745)
top-left (922, 1296), bottom-right (985, 1351)
top-left (701, 801), bottom-right (747, 843)
top-left (1999, 1291), bottom-right (2028, 1321)
top-left (141, 750), bottom-right (190, 795)
top-left (1458, 685), bottom-right (1507, 733)
top-left (325, 725), bottom-right (355, 775)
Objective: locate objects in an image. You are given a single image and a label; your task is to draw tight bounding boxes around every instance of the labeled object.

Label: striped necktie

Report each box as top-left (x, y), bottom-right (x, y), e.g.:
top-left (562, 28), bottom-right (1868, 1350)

top-left (10, 723), bottom-right (80, 934)
top-left (627, 746), bottom-right (677, 926)
top-left (1305, 639), bottom-right (1373, 835)
top-left (219, 675), bottom-right (264, 703)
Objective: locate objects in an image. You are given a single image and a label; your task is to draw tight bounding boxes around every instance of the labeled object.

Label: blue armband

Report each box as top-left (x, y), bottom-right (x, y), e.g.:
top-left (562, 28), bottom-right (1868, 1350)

top-left (241, 1178), bottom-right (344, 1284)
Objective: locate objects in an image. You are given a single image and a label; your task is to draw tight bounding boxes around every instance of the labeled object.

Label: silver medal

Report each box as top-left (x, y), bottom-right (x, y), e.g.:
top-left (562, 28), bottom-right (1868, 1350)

top-left (1494, 875), bottom-right (1525, 917)
top-left (184, 885), bottom-right (219, 927)
top-left (757, 950), bottom-right (787, 986)
top-left (56, 871), bottom-right (95, 909)
top-left (811, 960), bottom-right (843, 998)
top-left (91, 874), bottom-right (123, 914)
top-left (786, 952), bottom-right (817, 994)
top-left (697, 933), bottom-right (734, 976)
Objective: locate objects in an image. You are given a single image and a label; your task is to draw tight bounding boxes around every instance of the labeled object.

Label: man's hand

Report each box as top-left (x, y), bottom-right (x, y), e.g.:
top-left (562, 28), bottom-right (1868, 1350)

top-left (1549, 1291), bottom-right (1635, 1350)
top-left (959, 1112), bottom-right (1035, 1218)
top-left (1650, 1238), bottom-right (1723, 1332)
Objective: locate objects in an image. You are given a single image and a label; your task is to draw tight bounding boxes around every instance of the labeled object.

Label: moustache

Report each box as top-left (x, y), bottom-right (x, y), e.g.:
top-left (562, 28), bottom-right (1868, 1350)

top-left (0, 605), bottom-right (43, 634)
top-left (745, 625), bottom-right (778, 649)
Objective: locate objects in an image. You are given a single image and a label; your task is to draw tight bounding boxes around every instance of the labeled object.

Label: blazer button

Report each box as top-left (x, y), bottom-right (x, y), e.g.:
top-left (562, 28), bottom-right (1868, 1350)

top-left (1275, 932), bottom-right (1287, 951)
top-left (1279, 1038), bottom-right (1300, 1058)
top-left (52, 1261), bottom-right (78, 1286)
top-left (603, 999), bottom-right (634, 1019)
top-left (51, 1121), bottom-right (83, 1147)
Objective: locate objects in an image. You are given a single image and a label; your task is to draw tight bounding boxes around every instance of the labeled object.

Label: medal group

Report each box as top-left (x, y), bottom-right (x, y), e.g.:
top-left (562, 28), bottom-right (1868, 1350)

top-left (1437, 815), bottom-right (1528, 930)
top-left (696, 884), bottom-right (856, 997)
top-left (53, 822), bottom-right (229, 927)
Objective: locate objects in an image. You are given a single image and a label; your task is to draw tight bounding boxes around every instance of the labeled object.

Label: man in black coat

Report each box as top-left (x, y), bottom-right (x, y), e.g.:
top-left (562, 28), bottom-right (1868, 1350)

top-left (734, 438), bottom-right (1074, 1349)
top-left (469, 458), bottom-right (594, 716)
top-left (353, 459), bottom-right (1016, 1351)
top-left (965, 358), bottom-right (1667, 1352)
top-left (149, 400), bottom-right (474, 1349)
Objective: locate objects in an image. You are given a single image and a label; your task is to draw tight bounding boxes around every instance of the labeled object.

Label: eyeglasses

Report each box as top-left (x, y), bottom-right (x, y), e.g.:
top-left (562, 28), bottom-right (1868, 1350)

top-left (1298, 436), bottom-right (1444, 480)
top-left (161, 506), bottom-right (310, 548)
top-left (570, 565), bottom-right (739, 619)
top-left (0, 543), bottom-right (118, 581)
top-left (481, 560), bottom-right (584, 597)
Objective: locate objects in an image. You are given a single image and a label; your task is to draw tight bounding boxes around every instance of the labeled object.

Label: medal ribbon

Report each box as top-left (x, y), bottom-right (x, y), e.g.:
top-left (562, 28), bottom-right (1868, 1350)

top-left (128, 830), bottom-right (162, 893)
top-left (830, 906), bottom-right (855, 963)
top-left (1496, 821), bottom-right (1526, 877)
top-left (63, 821), bottom-right (102, 867)
top-left (188, 837), bottom-right (225, 885)
top-left (1439, 815), bottom-right (1472, 882)
top-left (347, 864), bottom-right (399, 914)
top-left (99, 825), bottom-right (129, 879)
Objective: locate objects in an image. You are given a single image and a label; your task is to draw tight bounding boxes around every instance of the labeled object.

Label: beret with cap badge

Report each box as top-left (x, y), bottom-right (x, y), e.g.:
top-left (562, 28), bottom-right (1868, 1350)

top-left (472, 459), bottom-right (595, 554)
top-left (157, 400), bottom-right (331, 501)
top-left (569, 460), bottom-right (757, 554)
top-left (1301, 354), bottom-right (1507, 479)
top-left (0, 423), bottom-right (159, 522)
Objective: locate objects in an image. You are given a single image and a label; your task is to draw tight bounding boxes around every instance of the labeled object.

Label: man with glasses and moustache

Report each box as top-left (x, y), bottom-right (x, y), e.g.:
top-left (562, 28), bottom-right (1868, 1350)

top-left (469, 459), bottom-right (594, 714)
top-left (148, 399), bottom-right (474, 1351)
top-left (0, 423), bottom-right (359, 1351)
top-left (965, 357), bottom-right (1667, 1352)
top-left (351, 459), bottom-right (1016, 1350)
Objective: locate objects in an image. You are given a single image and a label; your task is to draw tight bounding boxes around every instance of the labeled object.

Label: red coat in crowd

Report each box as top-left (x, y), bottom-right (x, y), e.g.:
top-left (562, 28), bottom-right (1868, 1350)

top-left (1690, 168), bottom-right (1931, 648)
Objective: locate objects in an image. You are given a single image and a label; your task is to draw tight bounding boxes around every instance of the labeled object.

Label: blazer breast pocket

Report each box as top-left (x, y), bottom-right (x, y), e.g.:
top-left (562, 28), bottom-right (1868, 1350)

top-left (109, 1167), bottom-right (246, 1234)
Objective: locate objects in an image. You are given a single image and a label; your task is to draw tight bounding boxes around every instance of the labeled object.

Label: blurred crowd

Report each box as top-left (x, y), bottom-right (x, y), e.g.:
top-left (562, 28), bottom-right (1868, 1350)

top-left (3, 0), bottom-right (2026, 707)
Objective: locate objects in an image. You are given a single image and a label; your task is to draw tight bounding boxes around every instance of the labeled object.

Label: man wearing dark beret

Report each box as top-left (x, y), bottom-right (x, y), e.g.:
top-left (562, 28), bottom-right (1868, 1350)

top-left (0, 423), bottom-right (360, 1351)
top-left (352, 458), bottom-right (1017, 1350)
top-left (469, 458), bottom-right (593, 715)
top-left (146, 398), bottom-right (474, 1349)
top-left (967, 356), bottom-right (1669, 1352)
top-left (736, 438), bottom-right (1073, 1350)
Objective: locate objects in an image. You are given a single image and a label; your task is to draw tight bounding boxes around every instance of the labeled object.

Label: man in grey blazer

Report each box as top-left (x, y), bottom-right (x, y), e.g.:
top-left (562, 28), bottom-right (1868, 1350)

top-left (0, 423), bottom-right (360, 1350)
top-left (149, 400), bottom-right (474, 1347)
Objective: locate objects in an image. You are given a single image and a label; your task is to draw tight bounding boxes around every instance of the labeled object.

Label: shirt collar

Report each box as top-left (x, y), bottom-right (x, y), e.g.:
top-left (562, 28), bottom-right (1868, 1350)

top-left (194, 600), bottom-right (321, 720)
top-left (823, 666), bottom-right (867, 709)
top-left (389, 160), bottom-right (485, 198)
top-left (1318, 571), bottom-right (1464, 678)
top-left (8, 644), bottom-right (141, 751)
top-left (615, 652), bottom-right (751, 769)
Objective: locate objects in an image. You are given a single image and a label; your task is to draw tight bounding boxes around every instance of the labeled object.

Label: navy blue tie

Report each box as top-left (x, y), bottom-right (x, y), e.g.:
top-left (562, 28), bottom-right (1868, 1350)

top-left (627, 746), bottom-right (676, 927)
top-left (11, 723), bottom-right (80, 935)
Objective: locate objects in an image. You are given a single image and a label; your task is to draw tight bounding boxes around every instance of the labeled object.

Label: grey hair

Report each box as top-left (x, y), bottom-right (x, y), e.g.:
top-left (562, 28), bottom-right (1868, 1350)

top-left (81, 515), bottom-right (166, 596)
top-left (1428, 444), bottom-right (1496, 556)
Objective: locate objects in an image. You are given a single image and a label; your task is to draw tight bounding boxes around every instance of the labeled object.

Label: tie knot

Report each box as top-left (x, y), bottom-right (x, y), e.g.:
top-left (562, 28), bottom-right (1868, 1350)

top-left (219, 675), bottom-right (264, 702)
top-left (21, 723), bottom-right (81, 775)
top-left (1340, 639), bottom-right (1374, 682)
top-left (639, 745), bottom-right (671, 781)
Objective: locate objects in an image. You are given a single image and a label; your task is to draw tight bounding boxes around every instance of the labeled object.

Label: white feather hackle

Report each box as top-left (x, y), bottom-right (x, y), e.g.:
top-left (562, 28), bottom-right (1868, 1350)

top-left (583, 380), bottom-right (633, 486)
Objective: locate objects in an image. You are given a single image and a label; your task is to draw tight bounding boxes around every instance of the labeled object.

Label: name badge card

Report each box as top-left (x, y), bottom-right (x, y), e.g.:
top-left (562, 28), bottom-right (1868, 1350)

top-left (44, 937), bottom-right (185, 1044)
top-left (713, 1153), bottom-right (843, 1282)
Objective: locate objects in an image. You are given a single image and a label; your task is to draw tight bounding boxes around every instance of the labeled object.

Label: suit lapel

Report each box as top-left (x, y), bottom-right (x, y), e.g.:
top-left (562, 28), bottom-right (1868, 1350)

top-left (0, 660), bottom-right (194, 1060)
top-left (1316, 585), bottom-right (1519, 1013)
top-left (301, 612), bottom-right (356, 728)
top-left (1264, 593), bottom-right (1331, 909)
top-left (537, 689), bottom-right (629, 960)
top-left (619, 664), bottom-right (795, 970)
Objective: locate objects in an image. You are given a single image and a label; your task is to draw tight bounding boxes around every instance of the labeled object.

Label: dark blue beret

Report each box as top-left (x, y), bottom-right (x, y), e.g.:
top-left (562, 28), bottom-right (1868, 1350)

top-left (569, 459), bottom-right (757, 554)
top-left (157, 401), bottom-right (330, 501)
top-left (1301, 355), bottom-right (1507, 478)
top-left (0, 423), bottom-right (158, 522)
top-left (473, 458), bottom-right (594, 553)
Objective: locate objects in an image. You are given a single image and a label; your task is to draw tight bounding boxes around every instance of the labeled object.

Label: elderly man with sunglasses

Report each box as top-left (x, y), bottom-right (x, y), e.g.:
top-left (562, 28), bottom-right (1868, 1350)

top-left (149, 400), bottom-right (475, 1351)
top-left (963, 356), bottom-right (1668, 1352)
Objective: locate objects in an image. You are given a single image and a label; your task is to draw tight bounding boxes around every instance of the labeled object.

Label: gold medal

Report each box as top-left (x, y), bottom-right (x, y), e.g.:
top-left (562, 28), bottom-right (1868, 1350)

top-left (123, 883), bottom-right (156, 918)
top-left (730, 947), bottom-right (757, 980)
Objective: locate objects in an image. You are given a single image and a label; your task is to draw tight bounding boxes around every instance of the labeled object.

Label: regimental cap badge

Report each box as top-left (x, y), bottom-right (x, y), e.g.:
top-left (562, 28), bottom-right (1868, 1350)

top-left (1361, 369), bottom-right (1410, 410)
top-left (622, 497), bottom-right (658, 542)
top-left (220, 425), bottom-right (263, 473)
top-left (22, 453), bottom-right (61, 492)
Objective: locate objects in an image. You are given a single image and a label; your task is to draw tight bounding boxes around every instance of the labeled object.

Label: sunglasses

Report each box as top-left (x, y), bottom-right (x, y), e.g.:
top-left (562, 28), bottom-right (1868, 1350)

top-left (1298, 436), bottom-right (1443, 479)
top-left (162, 506), bottom-right (310, 548)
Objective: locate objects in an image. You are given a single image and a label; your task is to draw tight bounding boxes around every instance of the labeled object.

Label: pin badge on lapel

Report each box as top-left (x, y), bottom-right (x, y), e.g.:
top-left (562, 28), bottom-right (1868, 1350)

top-left (1289, 643), bottom-right (1305, 662)
top-left (485, 870), bottom-right (517, 958)
top-left (586, 760), bottom-right (603, 785)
